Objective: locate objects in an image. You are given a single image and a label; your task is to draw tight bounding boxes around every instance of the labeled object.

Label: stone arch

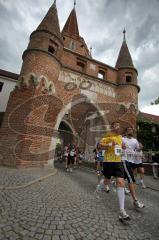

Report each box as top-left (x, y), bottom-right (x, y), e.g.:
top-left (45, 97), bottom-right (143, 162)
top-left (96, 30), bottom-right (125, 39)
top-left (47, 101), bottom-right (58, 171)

top-left (48, 94), bottom-right (108, 165)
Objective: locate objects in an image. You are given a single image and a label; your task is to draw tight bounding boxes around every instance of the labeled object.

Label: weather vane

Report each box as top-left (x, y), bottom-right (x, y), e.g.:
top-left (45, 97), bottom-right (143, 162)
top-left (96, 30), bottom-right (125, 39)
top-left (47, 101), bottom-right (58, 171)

top-left (74, 0), bottom-right (76, 8)
top-left (123, 28), bottom-right (126, 41)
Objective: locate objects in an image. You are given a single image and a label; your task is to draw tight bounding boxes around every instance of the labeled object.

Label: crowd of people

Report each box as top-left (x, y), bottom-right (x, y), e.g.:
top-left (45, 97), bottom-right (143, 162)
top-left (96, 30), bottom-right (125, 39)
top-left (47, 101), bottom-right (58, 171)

top-left (62, 144), bottom-right (85, 172)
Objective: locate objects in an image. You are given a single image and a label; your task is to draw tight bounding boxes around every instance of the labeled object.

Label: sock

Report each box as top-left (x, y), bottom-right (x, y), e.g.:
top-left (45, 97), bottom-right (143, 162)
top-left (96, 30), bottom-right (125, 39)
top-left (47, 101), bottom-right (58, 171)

top-left (117, 187), bottom-right (125, 211)
top-left (140, 179), bottom-right (143, 184)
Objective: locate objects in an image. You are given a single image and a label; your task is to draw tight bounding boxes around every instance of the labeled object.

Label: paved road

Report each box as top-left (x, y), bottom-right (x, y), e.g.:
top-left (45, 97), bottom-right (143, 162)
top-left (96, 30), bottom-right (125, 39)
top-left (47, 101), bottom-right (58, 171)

top-left (0, 163), bottom-right (159, 240)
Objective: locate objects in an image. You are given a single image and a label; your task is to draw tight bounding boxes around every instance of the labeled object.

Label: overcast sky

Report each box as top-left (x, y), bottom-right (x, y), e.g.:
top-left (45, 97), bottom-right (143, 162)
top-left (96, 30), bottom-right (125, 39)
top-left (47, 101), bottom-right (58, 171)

top-left (0, 0), bottom-right (159, 115)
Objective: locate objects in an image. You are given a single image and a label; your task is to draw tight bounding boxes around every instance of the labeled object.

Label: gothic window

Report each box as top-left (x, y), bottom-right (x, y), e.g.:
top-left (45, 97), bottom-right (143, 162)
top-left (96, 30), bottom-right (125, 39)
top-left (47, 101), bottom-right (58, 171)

top-left (98, 69), bottom-right (105, 80)
top-left (0, 82), bottom-right (4, 92)
top-left (48, 46), bottom-right (55, 54)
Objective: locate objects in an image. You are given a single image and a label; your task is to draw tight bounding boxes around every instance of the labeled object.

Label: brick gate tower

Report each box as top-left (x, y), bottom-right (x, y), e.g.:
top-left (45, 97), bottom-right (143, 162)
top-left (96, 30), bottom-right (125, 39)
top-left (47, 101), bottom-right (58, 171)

top-left (0, 1), bottom-right (140, 167)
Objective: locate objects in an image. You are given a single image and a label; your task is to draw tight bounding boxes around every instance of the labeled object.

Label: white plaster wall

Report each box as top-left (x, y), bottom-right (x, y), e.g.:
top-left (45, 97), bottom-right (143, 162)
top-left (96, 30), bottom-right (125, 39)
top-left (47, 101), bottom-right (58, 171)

top-left (0, 77), bottom-right (16, 112)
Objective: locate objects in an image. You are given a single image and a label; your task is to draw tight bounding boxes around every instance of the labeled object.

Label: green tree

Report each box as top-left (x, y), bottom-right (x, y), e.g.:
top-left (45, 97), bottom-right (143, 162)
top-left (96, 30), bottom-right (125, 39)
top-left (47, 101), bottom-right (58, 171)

top-left (151, 96), bottom-right (159, 105)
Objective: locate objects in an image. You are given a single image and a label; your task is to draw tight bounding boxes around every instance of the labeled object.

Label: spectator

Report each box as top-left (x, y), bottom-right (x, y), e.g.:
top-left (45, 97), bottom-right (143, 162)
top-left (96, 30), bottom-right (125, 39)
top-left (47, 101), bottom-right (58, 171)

top-left (152, 152), bottom-right (159, 179)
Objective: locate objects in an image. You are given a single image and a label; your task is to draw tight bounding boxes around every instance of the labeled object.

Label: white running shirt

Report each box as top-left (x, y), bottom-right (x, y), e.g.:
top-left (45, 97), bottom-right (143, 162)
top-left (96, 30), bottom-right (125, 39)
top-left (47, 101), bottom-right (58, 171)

top-left (122, 137), bottom-right (139, 163)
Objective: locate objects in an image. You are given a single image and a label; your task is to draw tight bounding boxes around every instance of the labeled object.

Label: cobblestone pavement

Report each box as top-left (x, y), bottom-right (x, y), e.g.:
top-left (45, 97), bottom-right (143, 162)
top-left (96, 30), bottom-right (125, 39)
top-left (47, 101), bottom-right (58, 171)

top-left (0, 163), bottom-right (159, 240)
top-left (142, 175), bottom-right (159, 191)
top-left (0, 167), bottom-right (54, 187)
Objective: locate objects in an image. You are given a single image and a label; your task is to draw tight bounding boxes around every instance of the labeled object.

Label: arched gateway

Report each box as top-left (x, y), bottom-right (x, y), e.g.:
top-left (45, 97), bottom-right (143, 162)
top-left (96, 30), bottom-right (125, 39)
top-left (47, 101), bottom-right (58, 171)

top-left (0, 1), bottom-right (140, 167)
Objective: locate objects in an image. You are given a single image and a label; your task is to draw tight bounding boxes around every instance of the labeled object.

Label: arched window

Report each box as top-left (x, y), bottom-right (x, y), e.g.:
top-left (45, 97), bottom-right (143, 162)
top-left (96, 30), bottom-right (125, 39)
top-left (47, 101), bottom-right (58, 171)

top-left (126, 75), bottom-right (132, 83)
top-left (125, 72), bottom-right (132, 83)
top-left (0, 82), bottom-right (4, 92)
top-left (77, 61), bottom-right (85, 72)
top-left (48, 46), bottom-right (55, 54)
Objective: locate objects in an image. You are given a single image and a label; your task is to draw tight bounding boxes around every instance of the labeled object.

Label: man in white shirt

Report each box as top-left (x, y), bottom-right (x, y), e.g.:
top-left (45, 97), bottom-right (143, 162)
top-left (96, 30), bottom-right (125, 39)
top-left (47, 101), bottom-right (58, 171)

top-left (123, 128), bottom-right (146, 188)
top-left (122, 127), bottom-right (145, 208)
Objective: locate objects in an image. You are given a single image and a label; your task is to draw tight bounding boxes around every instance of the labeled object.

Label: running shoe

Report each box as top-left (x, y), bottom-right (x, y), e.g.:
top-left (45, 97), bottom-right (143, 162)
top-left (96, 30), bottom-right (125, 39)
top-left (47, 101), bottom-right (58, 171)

top-left (124, 188), bottom-right (130, 195)
top-left (141, 183), bottom-right (146, 189)
top-left (105, 185), bottom-right (110, 193)
top-left (70, 168), bottom-right (73, 172)
top-left (119, 209), bottom-right (130, 220)
top-left (135, 179), bottom-right (140, 185)
top-left (153, 176), bottom-right (158, 179)
top-left (96, 184), bottom-right (101, 192)
top-left (134, 200), bottom-right (145, 208)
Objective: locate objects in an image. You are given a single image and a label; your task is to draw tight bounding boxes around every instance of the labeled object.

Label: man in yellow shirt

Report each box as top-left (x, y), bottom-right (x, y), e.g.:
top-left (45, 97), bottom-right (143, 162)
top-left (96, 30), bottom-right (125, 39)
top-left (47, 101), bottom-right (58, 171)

top-left (100, 121), bottom-right (130, 221)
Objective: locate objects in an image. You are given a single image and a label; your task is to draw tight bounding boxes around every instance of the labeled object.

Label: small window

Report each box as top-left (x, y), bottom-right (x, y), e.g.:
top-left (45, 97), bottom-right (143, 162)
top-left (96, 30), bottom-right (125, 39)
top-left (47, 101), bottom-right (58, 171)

top-left (98, 70), bottom-right (105, 80)
top-left (126, 75), bottom-right (132, 83)
top-left (0, 82), bottom-right (4, 92)
top-left (77, 61), bottom-right (85, 72)
top-left (69, 41), bottom-right (76, 50)
top-left (48, 46), bottom-right (55, 54)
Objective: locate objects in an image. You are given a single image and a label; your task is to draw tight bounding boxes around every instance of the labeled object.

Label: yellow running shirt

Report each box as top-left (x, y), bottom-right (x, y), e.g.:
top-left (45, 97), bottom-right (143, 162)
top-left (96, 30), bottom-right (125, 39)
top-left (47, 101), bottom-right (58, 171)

top-left (100, 132), bottom-right (122, 162)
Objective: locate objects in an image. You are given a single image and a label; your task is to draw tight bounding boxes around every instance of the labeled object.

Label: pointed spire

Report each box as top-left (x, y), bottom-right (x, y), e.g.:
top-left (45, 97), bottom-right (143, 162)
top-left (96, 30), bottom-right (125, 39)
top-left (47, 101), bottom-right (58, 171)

top-left (62, 7), bottom-right (79, 38)
top-left (115, 30), bottom-right (134, 69)
top-left (36, 1), bottom-right (61, 39)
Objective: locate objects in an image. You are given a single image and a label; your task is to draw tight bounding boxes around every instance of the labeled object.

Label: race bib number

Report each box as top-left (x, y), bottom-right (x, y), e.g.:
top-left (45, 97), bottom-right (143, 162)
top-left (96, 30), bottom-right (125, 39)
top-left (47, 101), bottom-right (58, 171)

top-left (114, 145), bottom-right (122, 156)
top-left (70, 150), bottom-right (75, 156)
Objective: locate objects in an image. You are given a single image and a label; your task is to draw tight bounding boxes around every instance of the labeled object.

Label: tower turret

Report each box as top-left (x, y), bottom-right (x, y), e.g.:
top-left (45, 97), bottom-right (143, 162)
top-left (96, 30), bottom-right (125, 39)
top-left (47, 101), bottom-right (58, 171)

top-left (22, 0), bottom-right (63, 77)
top-left (116, 29), bottom-right (140, 128)
top-left (116, 29), bottom-right (138, 86)
top-left (0, 1), bottom-right (64, 167)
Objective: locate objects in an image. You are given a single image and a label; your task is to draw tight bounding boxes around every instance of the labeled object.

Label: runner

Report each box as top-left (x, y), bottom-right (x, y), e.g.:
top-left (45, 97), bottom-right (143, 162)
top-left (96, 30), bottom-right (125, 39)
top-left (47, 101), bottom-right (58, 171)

top-left (122, 127), bottom-right (145, 208)
top-left (133, 142), bottom-right (146, 188)
top-left (67, 144), bottom-right (76, 172)
top-left (78, 150), bottom-right (84, 164)
top-left (63, 145), bottom-right (69, 171)
top-left (93, 143), bottom-right (108, 194)
top-left (74, 145), bottom-right (79, 168)
top-left (100, 121), bottom-right (130, 221)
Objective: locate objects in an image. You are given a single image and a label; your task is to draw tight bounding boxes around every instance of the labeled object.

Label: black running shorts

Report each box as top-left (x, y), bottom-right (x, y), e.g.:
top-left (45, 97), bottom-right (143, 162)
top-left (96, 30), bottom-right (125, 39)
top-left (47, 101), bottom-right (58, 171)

top-left (130, 162), bottom-right (143, 169)
top-left (123, 161), bottom-right (135, 183)
top-left (68, 156), bottom-right (75, 165)
top-left (102, 162), bottom-right (124, 179)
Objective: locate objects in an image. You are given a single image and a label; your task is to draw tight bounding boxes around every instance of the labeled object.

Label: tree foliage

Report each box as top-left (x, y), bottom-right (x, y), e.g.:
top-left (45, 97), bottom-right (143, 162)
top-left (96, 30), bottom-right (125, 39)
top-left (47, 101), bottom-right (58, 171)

top-left (151, 96), bottom-right (159, 105)
top-left (137, 118), bottom-right (159, 151)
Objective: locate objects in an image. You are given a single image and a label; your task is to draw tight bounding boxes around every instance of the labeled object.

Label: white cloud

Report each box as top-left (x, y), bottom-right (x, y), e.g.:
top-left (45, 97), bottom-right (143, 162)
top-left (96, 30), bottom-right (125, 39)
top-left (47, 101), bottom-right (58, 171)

top-left (141, 105), bottom-right (159, 116)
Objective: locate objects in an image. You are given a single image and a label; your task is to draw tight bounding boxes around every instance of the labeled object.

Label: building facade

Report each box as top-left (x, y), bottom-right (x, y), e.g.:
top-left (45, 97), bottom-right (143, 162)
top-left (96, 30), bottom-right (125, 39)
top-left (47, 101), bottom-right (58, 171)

top-left (0, 70), bottom-right (18, 113)
top-left (0, 2), bottom-right (140, 167)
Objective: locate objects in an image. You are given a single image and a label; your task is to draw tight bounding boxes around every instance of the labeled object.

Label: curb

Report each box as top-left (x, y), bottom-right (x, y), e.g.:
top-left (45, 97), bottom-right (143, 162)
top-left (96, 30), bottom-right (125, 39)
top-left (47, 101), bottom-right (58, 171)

top-left (0, 169), bottom-right (58, 190)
